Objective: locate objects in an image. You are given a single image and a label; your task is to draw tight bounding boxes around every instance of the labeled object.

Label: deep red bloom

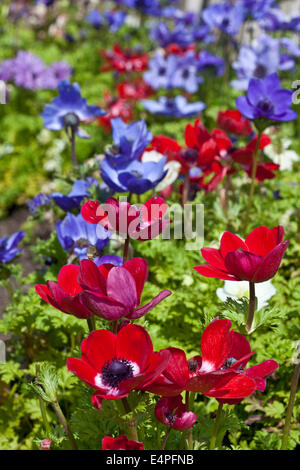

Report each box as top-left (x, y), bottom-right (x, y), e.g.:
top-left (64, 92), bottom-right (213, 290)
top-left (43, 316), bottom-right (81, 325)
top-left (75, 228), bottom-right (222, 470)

top-left (231, 134), bottom-right (278, 182)
top-left (194, 225), bottom-right (289, 283)
top-left (100, 45), bottom-right (148, 73)
top-left (66, 324), bottom-right (170, 401)
top-left (102, 435), bottom-right (144, 450)
top-left (185, 119), bottom-right (232, 169)
top-left (35, 265), bottom-right (93, 319)
top-left (146, 319), bottom-right (278, 402)
top-left (78, 258), bottom-right (171, 321)
top-left (81, 196), bottom-right (170, 241)
top-left (98, 91), bottom-right (133, 132)
top-left (164, 44), bottom-right (196, 56)
top-left (117, 81), bottom-right (153, 100)
top-left (155, 396), bottom-right (197, 431)
top-left (217, 110), bottom-right (252, 136)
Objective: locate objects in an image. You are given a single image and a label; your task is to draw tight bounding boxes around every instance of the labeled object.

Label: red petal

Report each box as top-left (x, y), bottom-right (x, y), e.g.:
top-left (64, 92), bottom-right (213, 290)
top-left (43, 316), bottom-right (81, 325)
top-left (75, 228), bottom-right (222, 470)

top-left (193, 264), bottom-right (238, 281)
top-left (206, 373), bottom-right (256, 399)
top-left (220, 232), bottom-right (247, 258)
top-left (35, 284), bottom-right (52, 305)
top-left (78, 259), bottom-right (107, 294)
top-left (200, 319), bottom-right (232, 372)
top-left (252, 241), bottom-right (289, 282)
top-left (245, 226), bottom-right (278, 258)
top-left (81, 291), bottom-right (128, 320)
top-left (107, 267), bottom-right (137, 311)
top-left (66, 357), bottom-right (98, 388)
top-left (200, 247), bottom-right (227, 271)
top-left (123, 257), bottom-right (148, 305)
top-left (228, 331), bottom-right (252, 367)
top-left (116, 324), bottom-right (153, 370)
top-left (81, 329), bottom-right (117, 371)
top-left (130, 289), bottom-right (171, 319)
top-left (225, 249), bottom-right (263, 281)
top-left (58, 265), bottom-right (82, 296)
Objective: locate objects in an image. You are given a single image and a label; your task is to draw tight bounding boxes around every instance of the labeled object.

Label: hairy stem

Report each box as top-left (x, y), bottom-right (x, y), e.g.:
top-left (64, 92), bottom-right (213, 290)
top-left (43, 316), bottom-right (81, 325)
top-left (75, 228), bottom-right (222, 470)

top-left (52, 401), bottom-right (77, 450)
top-left (281, 362), bottom-right (300, 450)
top-left (209, 403), bottom-right (223, 450)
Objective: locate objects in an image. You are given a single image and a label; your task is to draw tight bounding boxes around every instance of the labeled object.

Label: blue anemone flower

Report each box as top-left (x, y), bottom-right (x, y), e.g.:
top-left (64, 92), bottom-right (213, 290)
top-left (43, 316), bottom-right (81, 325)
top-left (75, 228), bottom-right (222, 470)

top-left (51, 178), bottom-right (98, 212)
top-left (101, 157), bottom-right (168, 195)
top-left (236, 73), bottom-right (298, 123)
top-left (202, 2), bottom-right (245, 36)
top-left (56, 213), bottom-right (110, 260)
top-left (141, 95), bottom-right (205, 118)
top-left (86, 10), bottom-right (104, 29)
top-left (105, 118), bottom-right (152, 168)
top-left (26, 193), bottom-right (51, 215)
top-left (0, 231), bottom-right (25, 263)
top-left (40, 81), bottom-right (105, 138)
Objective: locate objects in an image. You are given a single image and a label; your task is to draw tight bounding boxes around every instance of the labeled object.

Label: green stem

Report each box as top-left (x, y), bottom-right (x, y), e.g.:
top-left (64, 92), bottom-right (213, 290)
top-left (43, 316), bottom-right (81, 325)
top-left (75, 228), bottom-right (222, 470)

top-left (121, 397), bottom-right (139, 441)
top-left (281, 362), bottom-right (300, 450)
top-left (87, 316), bottom-right (95, 333)
top-left (52, 401), bottom-right (77, 450)
top-left (38, 396), bottom-right (51, 436)
top-left (243, 131), bottom-right (262, 237)
top-left (182, 173), bottom-right (190, 207)
top-left (70, 126), bottom-right (78, 167)
top-left (160, 428), bottom-right (171, 450)
top-left (185, 391), bottom-right (194, 450)
top-left (246, 282), bottom-right (256, 333)
top-left (209, 403), bottom-right (223, 450)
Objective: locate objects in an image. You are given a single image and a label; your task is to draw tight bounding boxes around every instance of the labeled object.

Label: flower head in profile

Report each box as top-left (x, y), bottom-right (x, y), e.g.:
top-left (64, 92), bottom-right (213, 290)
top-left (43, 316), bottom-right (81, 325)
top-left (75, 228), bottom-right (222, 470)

top-left (0, 231), bottom-right (25, 263)
top-left (51, 178), bottom-right (98, 212)
top-left (81, 196), bottom-right (171, 241)
top-left (194, 225), bottom-right (289, 283)
top-left (236, 74), bottom-right (297, 125)
top-left (66, 324), bottom-right (170, 404)
top-left (102, 435), bottom-right (144, 450)
top-left (40, 81), bottom-right (105, 138)
top-left (155, 396), bottom-right (197, 431)
top-left (141, 96), bottom-right (205, 118)
top-left (217, 110), bottom-right (252, 136)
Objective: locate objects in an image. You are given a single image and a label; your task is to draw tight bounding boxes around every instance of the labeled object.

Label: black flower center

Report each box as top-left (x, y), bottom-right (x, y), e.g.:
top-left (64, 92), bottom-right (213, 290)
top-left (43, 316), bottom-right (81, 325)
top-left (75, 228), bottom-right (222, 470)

top-left (254, 64), bottom-right (267, 79)
top-left (158, 67), bottom-right (166, 76)
top-left (182, 69), bottom-right (190, 79)
top-left (182, 148), bottom-right (198, 165)
top-left (257, 98), bottom-right (274, 114)
top-left (101, 358), bottom-right (134, 388)
top-left (221, 357), bottom-right (237, 370)
top-left (166, 413), bottom-right (176, 425)
top-left (75, 238), bottom-right (90, 248)
top-left (63, 112), bottom-right (80, 128)
top-left (188, 359), bottom-right (198, 373)
top-left (221, 18), bottom-right (230, 28)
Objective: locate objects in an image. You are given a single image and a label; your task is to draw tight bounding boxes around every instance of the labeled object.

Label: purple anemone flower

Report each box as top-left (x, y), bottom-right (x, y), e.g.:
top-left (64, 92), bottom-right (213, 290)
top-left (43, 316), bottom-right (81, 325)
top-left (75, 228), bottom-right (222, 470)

top-left (27, 194), bottom-right (51, 215)
top-left (0, 231), bottom-right (25, 263)
top-left (141, 95), bottom-right (205, 118)
top-left (51, 178), bottom-right (98, 212)
top-left (40, 81), bottom-right (105, 138)
top-left (202, 2), bottom-right (245, 36)
top-left (56, 213), bottom-right (110, 260)
top-left (236, 73), bottom-right (297, 123)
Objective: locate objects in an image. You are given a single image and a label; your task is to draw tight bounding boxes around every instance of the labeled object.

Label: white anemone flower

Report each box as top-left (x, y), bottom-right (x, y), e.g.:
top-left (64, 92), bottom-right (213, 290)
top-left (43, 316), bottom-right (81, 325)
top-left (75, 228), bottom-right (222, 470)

top-left (142, 150), bottom-right (181, 192)
top-left (264, 138), bottom-right (299, 171)
top-left (216, 280), bottom-right (276, 311)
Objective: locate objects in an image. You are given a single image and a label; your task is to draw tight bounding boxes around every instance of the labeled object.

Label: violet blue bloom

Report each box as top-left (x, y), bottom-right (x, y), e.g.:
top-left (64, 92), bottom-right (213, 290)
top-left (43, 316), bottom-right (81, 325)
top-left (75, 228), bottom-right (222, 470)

top-left (56, 213), bottom-right (110, 260)
top-left (236, 73), bottom-right (298, 122)
top-left (104, 10), bottom-right (127, 32)
top-left (0, 231), bottom-right (25, 263)
top-left (51, 178), bottom-right (98, 212)
top-left (27, 193), bottom-right (51, 215)
top-left (86, 10), bottom-right (104, 29)
top-left (141, 95), bottom-right (205, 118)
top-left (105, 118), bottom-right (152, 168)
top-left (202, 2), bottom-right (245, 36)
top-left (150, 21), bottom-right (195, 48)
top-left (197, 51), bottom-right (225, 76)
top-left (171, 52), bottom-right (202, 93)
top-left (241, 0), bottom-right (274, 20)
top-left (260, 7), bottom-right (300, 32)
top-left (40, 81), bottom-right (105, 138)
top-left (144, 52), bottom-right (177, 91)
top-left (101, 157), bottom-right (168, 194)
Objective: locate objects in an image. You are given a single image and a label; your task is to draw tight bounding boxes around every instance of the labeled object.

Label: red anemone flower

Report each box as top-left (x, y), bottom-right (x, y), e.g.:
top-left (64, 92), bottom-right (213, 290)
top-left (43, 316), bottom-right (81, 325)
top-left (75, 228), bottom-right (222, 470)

top-left (155, 396), bottom-right (197, 431)
top-left (100, 45), bottom-right (148, 73)
top-left (81, 196), bottom-right (170, 241)
top-left (231, 134), bottom-right (278, 182)
top-left (98, 91), bottom-right (133, 132)
top-left (78, 258), bottom-right (171, 321)
top-left (35, 264), bottom-right (93, 319)
top-left (102, 435), bottom-right (144, 450)
top-left (194, 225), bottom-right (289, 283)
top-left (185, 119), bottom-right (232, 169)
top-left (146, 319), bottom-right (278, 402)
top-left (66, 324), bottom-right (170, 403)
top-left (217, 110), bottom-right (252, 136)
top-left (117, 81), bottom-right (153, 100)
